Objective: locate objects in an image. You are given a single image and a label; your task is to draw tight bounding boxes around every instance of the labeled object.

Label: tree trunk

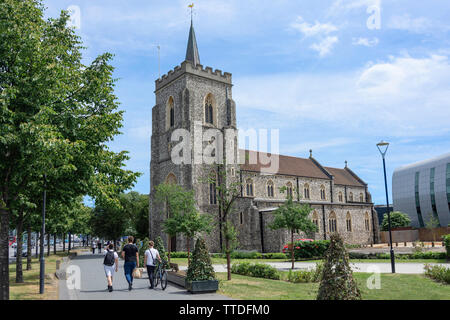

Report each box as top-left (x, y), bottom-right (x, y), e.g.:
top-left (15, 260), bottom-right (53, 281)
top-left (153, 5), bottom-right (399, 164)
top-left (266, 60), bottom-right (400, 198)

top-left (291, 230), bottom-right (295, 270)
top-left (26, 225), bottom-right (32, 270)
top-left (35, 232), bottom-right (39, 257)
top-left (167, 236), bottom-right (171, 264)
top-left (47, 233), bottom-right (50, 257)
top-left (187, 236), bottom-right (190, 267)
top-left (68, 232), bottom-right (71, 252)
top-left (15, 212), bottom-right (24, 283)
top-left (0, 207), bottom-right (10, 300)
top-left (62, 233), bottom-right (65, 252)
top-left (225, 237), bottom-right (231, 281)
top-left (53, 234), bottom-right (57, 255)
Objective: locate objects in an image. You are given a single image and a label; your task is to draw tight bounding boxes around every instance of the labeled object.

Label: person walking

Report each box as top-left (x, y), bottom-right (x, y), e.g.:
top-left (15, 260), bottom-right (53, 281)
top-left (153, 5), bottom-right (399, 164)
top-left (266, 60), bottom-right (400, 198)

top-left (91, 240), bottom-right (96, 254)
top-left (144, 241), bottom-right (161, 289)
top-left (97, 240), bottom-right (102, 254)
top-left (103, 243), bottom-right (119, 292)
top-left (121, 236), bottom-right (139, 291)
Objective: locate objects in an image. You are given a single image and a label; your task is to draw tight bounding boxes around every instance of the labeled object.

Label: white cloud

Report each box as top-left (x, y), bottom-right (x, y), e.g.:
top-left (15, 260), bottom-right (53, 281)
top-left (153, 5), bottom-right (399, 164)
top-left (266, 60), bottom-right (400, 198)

top-left (234, 53), bottom-right (450, 137)
top-left (310, 36), bottom-right (339, 57)
top-left (290, 16), bottom-right (338, 37)
top-left (352, 37), bottom-right (379, 47)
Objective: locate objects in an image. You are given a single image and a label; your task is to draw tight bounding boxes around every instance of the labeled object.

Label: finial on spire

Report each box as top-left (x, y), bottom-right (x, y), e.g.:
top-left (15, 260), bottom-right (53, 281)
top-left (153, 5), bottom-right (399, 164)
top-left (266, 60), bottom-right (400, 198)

top-left (309, 149), bottom-right (312, 158)
top-left (345, 160), bottom-right (348, 168)
top-left (188, 3), bottom-right (194, 22)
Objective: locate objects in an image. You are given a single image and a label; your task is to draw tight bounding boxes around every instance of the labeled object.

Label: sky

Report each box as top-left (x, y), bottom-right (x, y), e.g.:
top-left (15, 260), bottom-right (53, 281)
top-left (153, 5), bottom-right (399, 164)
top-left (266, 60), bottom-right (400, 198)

top-left (43, 0), bottom-right (450, 205)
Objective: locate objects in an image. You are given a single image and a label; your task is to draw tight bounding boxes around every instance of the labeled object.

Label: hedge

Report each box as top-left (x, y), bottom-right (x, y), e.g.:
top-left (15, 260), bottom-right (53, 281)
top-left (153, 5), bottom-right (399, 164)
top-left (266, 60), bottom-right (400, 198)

top-left (443, 234), bottom-right (450, 260)
top-left (348, 251), bottom-right (446, 260)
top-left (231, 262), bottom-right (280, 280)
top-left (172, 251), bottom-right (288, 260)
top-left (282, 240), bottom-right (330, 259)
top-left (424, 264), bottom-right (450, 284)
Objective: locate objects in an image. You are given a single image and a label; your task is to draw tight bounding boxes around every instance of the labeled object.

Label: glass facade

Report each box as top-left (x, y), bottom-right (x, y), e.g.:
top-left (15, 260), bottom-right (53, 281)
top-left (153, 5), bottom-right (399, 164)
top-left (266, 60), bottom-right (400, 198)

top-left (429, 168), bottom-right (441, 226)
top-left (415, 172), bottom-right (424, 227)
top-left (447, 163), bottom-right (450, 211)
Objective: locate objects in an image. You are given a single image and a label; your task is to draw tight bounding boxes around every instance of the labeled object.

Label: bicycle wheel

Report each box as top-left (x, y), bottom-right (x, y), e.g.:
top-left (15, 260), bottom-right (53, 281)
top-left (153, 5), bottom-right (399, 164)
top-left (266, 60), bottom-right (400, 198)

top-left (161, 270), bottom-right (167, 290)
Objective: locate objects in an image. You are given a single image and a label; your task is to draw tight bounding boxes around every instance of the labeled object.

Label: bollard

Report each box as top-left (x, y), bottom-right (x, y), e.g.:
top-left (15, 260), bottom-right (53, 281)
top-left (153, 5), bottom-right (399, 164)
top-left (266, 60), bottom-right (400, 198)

top-left (56, 260), bottom-right (61, 270)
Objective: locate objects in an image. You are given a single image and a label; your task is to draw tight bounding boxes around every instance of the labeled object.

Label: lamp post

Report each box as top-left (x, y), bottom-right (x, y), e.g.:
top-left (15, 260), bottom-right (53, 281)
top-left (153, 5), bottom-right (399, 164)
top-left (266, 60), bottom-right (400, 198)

top-left (376, 141), bottom-right (395, 273)
top-left (39, 174), bottom-right (47, 294)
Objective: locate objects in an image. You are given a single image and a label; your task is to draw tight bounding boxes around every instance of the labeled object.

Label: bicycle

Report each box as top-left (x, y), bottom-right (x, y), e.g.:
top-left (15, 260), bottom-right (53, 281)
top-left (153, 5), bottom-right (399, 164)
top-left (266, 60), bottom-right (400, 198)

top-left (154, 259), bottom-right (168, 290)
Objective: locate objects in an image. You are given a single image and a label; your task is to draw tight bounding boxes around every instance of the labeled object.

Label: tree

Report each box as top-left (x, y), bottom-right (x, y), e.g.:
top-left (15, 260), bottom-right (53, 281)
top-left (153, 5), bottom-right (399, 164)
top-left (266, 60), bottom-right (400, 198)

top-left (317, 233), bottom-right (361, 300)
top-left (269, 187), bottom-right (317, 269)
top-left (154, 236), bottom-right (169, 267)
top-left (186, 237), bottom-right (216, 282)
top-left (381, 211), bottom-right (411, 231)
top-left (120, 192), bottom-right (149, 240)
top-left (90, 202), bottom-right (129, 245)
top-left (425, 215), bottom-right (440, 243)
top-left (0, 1), bottom-right (140, 299)
top-left (205, 164), bottom-right (242, 281)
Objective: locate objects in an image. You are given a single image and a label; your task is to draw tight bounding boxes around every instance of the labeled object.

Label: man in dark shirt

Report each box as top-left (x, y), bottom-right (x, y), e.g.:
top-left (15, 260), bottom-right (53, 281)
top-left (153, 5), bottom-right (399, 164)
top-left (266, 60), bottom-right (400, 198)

top-left (121, 236), bottom-right (139, 291)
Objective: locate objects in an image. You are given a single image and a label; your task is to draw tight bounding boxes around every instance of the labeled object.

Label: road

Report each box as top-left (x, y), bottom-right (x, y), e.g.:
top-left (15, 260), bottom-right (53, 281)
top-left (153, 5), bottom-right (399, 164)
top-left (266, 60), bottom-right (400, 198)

top-left (59, 251), bottom-right (231, 300)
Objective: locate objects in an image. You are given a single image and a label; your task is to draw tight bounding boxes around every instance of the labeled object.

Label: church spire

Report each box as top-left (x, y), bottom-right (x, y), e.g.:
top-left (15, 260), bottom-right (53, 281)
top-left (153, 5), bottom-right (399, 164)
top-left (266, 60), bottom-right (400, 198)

top-left (185, 17), bottom-right (200, 66)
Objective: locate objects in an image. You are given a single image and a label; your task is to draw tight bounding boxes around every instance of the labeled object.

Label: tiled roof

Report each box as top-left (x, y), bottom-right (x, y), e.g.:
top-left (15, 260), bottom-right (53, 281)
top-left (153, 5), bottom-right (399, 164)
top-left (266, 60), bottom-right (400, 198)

top-left (239, 150), bottom-right (329, 179)
top-left (324, 167), bottom-right (365, 187)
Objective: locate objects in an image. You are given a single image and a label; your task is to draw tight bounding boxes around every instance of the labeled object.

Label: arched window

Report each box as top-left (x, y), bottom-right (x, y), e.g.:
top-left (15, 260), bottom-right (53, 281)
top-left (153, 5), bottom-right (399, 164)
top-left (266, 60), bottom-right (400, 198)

top-left (338, 191), bottom-right (343, 202)
top-left (346, 212), bottom-right (352, 232)
top-left (320, 185), bottom-right (326, 200)
top-left (209, 182), bottom-right (217, 205)
top-left (204, 94), bottom-right (215, 125)
top-left (349, 192), bottom-right (354, 202)
top-left (359, 193), bottom-right (364, 202)
top-left (246, 178), bottom-right (254, 197)
top-left (365, 212), bottom-right (370, 231)
top-left (240, 212), bottom-right (244, 225)
top-left (267, 180), bottom-right (274, 198)
top-left (303, 183), bottom-right (310, 199)
top-left (286, 182), bottom-right (293, 199)
top-left (165, 173), bottom-right (177, 184)
top-left (329, 211), bottom-right (337, 233)
top-left (166, 96), bottom-right (175, 130)
top-left (312, 211), bottom-right (319, 231)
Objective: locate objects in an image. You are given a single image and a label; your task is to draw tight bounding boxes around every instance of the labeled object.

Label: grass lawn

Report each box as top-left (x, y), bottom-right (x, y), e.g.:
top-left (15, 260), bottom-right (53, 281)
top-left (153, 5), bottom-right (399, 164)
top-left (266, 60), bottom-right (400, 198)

top-left (170, 257), bottom-right (446, 266)
top-left (8, 251), bottom-right (70, 300)
top-left (217, 272), bottom-right (450, 300)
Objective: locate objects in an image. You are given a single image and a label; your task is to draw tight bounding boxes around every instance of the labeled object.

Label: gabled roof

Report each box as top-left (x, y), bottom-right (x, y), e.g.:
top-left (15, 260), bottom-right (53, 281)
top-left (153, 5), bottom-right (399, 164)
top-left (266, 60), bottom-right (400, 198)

top-left (324, 167), bottom-right (365, 187)
top-left (185, 20), bottom-right (200, 66)
top-left (239, 150), bottom-right (329, 179)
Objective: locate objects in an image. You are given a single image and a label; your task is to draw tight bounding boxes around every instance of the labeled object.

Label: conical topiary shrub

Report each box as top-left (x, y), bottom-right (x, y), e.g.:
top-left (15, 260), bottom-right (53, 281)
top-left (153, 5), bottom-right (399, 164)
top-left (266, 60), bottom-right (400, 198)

top-left (186, 237), bottom-right (216, 282)
top-left (317, 233), bottom-right (361, 300)
top-left (155, 236), bottom-right (170, 269)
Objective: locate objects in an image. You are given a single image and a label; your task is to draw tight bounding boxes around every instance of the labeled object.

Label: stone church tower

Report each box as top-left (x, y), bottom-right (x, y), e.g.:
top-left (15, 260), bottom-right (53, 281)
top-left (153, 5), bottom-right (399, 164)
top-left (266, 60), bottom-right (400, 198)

top-left (149, 20), bottom-right (237, 252)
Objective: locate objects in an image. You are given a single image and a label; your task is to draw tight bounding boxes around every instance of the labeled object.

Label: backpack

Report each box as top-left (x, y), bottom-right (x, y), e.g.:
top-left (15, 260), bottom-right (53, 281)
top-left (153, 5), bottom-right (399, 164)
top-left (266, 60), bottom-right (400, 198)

top-left (103, 250), bottom-right (115, 266)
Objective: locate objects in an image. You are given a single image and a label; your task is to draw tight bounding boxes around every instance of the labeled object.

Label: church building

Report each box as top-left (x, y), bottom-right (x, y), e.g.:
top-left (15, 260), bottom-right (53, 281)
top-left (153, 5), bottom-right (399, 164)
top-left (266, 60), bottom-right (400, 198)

top-left (149, 20), bottom-right (379, 253)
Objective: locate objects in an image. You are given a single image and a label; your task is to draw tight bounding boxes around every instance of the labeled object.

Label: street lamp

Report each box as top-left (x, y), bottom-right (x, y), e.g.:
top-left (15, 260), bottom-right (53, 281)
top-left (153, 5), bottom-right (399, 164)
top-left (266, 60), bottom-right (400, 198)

top-left (39, 174), bottom-right (47, 294)
top-left (376, 141), bottom-right (395, 273)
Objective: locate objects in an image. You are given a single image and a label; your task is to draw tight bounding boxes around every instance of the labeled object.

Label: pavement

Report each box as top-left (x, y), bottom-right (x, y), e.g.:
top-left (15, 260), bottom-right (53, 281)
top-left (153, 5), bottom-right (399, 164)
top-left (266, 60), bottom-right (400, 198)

top-left (59, 251), bottom-right (231, 300)
top-left (178, 261), bottom-right (449, 274)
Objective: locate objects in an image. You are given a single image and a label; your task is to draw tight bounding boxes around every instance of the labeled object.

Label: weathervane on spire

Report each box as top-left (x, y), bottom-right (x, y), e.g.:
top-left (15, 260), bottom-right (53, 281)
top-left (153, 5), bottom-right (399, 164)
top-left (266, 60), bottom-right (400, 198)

top-left (188, 3), bottom-right (194, 22)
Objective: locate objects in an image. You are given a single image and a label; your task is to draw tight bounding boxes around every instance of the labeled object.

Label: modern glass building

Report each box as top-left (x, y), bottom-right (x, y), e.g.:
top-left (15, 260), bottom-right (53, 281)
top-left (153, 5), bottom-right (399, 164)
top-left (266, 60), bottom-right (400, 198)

top-left (392, 153), bottom-right (450, 228)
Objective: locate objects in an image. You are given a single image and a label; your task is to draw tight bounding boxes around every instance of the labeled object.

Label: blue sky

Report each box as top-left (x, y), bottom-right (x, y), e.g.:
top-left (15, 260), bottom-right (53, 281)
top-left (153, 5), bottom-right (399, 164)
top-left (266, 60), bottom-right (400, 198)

top-left (43, 0), bottom-right (450, 205)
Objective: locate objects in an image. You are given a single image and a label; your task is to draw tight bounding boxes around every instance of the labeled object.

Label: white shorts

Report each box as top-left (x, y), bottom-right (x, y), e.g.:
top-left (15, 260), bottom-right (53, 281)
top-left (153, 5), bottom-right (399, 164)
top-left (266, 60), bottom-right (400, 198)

top-left (104, 264), bottom-right (116, 277)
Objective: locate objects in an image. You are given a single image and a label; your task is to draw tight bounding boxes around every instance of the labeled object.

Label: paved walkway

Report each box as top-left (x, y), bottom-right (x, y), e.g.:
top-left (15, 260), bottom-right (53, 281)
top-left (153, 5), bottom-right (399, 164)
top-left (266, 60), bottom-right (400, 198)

top-left (179, 261), bottom-right (449, 274)
top-left (59, 252), bottom-right (231, 300)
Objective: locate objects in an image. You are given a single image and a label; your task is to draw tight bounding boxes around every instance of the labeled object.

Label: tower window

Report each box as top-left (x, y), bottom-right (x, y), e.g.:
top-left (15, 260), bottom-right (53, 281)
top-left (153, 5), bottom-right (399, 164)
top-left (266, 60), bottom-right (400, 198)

top-left (304, 183), bottom-right (310, 199)
top-left (166, 96), bottom-right (175, 130)
top-left (346, 212), bottom-right (352, 232)
top-left (286, 182), bottom-right (293, 199)
top-left (267, 180), bottom-right (274, 198)
top-left (329, 211), bottom-right (337, 233)
top-left (246, 179), bottom-right (254, 197)
top-left (205, 94), bottom-right (214, 125)
top-left (349, 192), bottom-right (353, 202)
top-left (209, 182), bottom-right (217, 205)
top-left (320, 185), bottom-right (326, 200)
top-left (338, 192), bottom-right (343, 202)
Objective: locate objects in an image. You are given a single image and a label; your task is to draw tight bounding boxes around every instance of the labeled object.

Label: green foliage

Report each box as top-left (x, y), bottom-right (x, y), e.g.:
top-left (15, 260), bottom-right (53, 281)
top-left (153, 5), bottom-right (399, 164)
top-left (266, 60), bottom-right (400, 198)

top-left (286, 263), bottom-right (323, 283)
top-left (424, 264), bottom-right (450, 284)
top-left (138, 237), bottom-right (149, 267)
top-left (347, 251), bottom-right (446, 260)
top-left (154, 236), bottom-right (169, 269)
top-left (230, 251), bottom-right (262, 259)
top-left (186, 238), bottom-right (216, 282)
top-left (231, 262), bottom-right (280, 280)
top-left (120, 192), bottom-right (149, 239)
top-left (381, 211), bottom-right (411, 231)
top-left (317, 233), bottom-right (361, 300)
top-left (283, 240), bottom-right (330, 259)
top-left (443, 234), bottom-right (450, 259)
top-left (262, 252), bottom-right (289, 259)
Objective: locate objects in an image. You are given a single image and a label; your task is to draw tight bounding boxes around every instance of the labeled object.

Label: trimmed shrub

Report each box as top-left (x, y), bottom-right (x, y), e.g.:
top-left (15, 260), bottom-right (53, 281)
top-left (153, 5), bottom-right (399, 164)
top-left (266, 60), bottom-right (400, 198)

top-left (317, 233), bottom-right (361, 300)
top-left (170, 251), bottom-right (189, 258)
top-left (424, 264), bottom-right (450, 284)
top-left (230, 251), bottom-right (263, 259)
top-left (231, 262), bottom-right (280, 280)
top-left (138, 237), bottom-right (149, 267)
top-left (263, 252), bottom-right (289, 259)
top-left (186, 238), bottom-right (216, 282)
top-left (282, 240), bottom-right (330, 259)
top-left (443, 234), bottom-right (450, 260)
top-left (154, 236), bottom-right (170, 269)
top-left (348, 251), bottom-right (446, 260)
